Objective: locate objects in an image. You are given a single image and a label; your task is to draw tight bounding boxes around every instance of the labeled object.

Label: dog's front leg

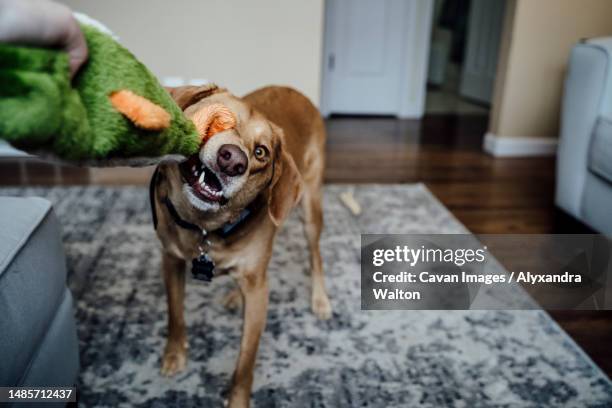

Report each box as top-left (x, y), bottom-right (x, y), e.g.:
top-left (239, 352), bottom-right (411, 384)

top-left (228, 270), bottom-right (269, 408)
top-left (160, 251), bottom-right (188, 376)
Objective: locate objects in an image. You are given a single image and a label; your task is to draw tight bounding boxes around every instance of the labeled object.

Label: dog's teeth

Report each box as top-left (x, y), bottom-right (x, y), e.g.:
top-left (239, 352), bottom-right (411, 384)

top-left (191, 165), bottom-right (196, 172)
top-left (198, 171), bottom-right (205, 184)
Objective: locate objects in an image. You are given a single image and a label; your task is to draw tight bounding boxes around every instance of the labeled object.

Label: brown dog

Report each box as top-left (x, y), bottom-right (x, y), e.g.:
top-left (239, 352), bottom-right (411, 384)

top-left (150, 85), bottom-right (332, 407)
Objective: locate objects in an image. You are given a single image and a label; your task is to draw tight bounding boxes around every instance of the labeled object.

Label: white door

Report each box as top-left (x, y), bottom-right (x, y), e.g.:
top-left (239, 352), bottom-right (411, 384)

top-left (321, 0), bottom-right (423, 116)
top-left (459, 0), bottom-right (506, 104)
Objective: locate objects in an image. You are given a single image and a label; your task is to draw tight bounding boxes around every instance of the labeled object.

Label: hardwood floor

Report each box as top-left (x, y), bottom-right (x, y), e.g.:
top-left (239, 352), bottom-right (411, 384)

top-left (0, 114), bottom-right (610, 376)
top-left (325, 115), bottom-right (558, 233)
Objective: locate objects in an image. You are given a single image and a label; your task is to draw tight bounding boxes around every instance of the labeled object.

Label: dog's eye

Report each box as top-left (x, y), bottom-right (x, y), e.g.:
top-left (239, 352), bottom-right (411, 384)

top-left (254, 145), bottom-right (268, 160)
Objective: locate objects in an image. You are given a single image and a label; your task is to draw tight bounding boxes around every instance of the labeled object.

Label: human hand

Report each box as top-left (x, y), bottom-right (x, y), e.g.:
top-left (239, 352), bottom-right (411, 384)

top-left (0, 0), bottom-right (88, 78)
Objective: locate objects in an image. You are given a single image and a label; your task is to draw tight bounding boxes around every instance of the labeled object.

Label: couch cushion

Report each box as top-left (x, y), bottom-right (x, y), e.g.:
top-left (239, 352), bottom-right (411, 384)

top-left (20, 288), bottom-right (79, 387)
top-left (589, 116), bottom-right (612, 184)
top-left (0, 197), bottom-right (69, 385)
top-left (0, 197), bottom-right (51, 275)
top-left (587, 37), bottom-right (612, 119)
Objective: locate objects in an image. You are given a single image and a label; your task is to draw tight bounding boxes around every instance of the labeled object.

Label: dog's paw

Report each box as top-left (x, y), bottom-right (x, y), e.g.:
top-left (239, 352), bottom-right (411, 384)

top-left (160, 345), bottom-right (187, 377)
top-left (222, 288), bottom-right (243, 311)
top-left (312, 291), bottom-right (332, 320)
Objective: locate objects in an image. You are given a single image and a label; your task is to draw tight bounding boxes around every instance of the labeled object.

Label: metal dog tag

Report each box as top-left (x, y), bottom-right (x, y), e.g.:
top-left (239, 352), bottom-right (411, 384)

top-left (192, 254), bottom-right (215, 282)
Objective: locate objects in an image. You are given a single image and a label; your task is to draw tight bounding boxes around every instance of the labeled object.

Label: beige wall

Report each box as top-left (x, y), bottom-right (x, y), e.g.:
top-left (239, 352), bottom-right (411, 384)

top-left (60, 0), bottom-right (324, 105)
top-left (490, 0), bottom-right (612, 139)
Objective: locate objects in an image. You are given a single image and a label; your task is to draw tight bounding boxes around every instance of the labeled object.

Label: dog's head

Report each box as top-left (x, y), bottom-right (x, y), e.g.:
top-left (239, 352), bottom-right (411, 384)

top-left (157, 85), bottom-right (302, 230)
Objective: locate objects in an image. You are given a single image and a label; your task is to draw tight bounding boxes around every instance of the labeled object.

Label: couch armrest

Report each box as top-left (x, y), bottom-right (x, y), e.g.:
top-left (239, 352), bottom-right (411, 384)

top-left (556, 39), bottom-right (612, 216)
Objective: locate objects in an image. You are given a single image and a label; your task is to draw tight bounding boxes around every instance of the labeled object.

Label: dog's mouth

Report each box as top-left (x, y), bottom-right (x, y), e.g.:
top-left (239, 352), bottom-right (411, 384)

top-left (180, 156), bottom-right (228, 205)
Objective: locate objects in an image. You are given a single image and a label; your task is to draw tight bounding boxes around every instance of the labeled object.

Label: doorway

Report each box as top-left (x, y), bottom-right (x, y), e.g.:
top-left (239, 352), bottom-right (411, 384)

top-left (425, 0), bottom-right (506, 115)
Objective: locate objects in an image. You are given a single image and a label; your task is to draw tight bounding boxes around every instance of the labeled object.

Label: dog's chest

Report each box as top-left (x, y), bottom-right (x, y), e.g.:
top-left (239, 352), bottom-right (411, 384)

top-left (207, 242), bottom-right (240, 273)
top-left (156, 203), bottom-right (274, 279)
top-left (165, 229), bottom-right (245, 275)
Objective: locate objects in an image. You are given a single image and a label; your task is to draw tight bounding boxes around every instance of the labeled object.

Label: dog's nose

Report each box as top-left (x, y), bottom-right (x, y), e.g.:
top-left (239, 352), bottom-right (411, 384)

top-left (217, 144), bottom-right (247, 176)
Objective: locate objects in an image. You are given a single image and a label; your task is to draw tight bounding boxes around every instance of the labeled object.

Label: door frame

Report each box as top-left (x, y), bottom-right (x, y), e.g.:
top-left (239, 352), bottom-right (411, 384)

top-left (320, 0), bottom-right (434, 119)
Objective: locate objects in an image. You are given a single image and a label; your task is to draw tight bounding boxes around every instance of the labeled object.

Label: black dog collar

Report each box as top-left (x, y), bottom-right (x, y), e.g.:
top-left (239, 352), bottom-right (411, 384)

top-left (161, 197), bottom-right (252, 238)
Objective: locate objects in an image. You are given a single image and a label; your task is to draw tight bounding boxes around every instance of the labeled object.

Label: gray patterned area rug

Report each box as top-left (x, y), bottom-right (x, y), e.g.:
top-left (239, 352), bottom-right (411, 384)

top-left (1, 184), bottom-right (611, 407)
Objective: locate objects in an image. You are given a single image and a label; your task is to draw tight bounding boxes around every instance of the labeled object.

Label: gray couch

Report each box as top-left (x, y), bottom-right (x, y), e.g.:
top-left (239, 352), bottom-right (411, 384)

top-left (556, 37), bottom-right (612, 235)
top-left (0, 197), bottom-right (79, 387)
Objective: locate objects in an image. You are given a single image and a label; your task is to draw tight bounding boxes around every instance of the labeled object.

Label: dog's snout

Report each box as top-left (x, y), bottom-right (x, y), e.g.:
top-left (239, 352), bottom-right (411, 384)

top-left (217, 144), bottom-right (247, 177)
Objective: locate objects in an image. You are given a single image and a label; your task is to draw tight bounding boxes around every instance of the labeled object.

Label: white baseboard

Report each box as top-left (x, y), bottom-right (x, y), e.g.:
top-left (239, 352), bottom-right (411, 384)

top-left (483, 132), bottom-right (558, 157)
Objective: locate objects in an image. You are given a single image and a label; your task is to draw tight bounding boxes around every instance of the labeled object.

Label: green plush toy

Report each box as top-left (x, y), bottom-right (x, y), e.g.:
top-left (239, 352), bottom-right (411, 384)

top-left (0, 21), bottom-right (202, 163)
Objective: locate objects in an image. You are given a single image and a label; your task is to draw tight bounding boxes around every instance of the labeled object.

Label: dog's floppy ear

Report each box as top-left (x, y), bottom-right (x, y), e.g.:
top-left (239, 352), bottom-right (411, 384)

top-left (165, 84), bottom-right (235, 144)
top-left (268, 124), bottom-right (303, 227)
top-left (165, 83), bottom-right (221, 110)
